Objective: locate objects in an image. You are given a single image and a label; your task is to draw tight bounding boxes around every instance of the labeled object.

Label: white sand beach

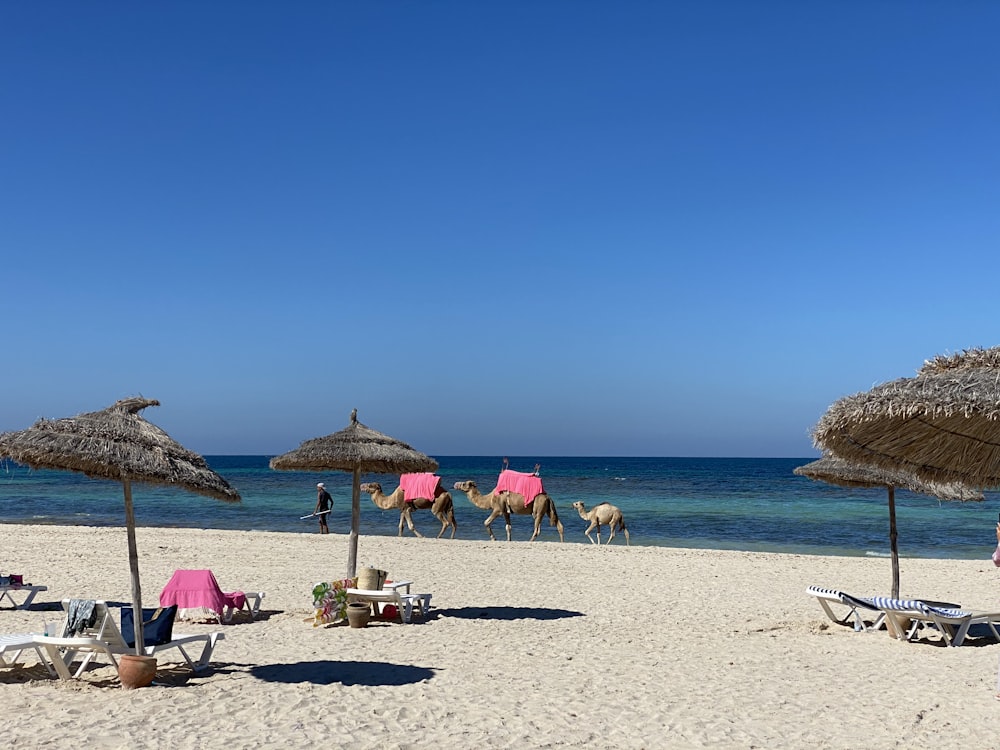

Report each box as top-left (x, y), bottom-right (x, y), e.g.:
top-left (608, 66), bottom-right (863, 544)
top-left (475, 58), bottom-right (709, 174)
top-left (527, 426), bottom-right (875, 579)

top-left (2, 523), bottom-right (999, 749)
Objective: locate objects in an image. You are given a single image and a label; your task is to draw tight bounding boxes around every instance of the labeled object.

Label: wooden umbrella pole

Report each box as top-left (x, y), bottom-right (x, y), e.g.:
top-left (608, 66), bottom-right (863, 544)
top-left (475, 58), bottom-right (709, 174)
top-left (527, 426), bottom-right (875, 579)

top-left (888, 486), bottom-right (900, 599)
top-left (347, 467), bottom-right (361, 578)
top-left (123, 479), bottom-right (145, 655)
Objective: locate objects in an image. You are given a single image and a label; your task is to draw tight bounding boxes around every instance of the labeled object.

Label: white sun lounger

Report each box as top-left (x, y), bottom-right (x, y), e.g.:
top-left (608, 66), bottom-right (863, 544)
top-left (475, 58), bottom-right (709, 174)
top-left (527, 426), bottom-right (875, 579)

top-left (0, 584), bottom-right (48, 610)
top-left (806, 586), bottom-right (885, 632)
top-left (869, 596), bottom-right (1000, 647)
top-left (159, 569), bottom-right (265, 624)
top-left (43, 599), bottom-right (225, 680)
top-left (0, 633), bottom-right (56, 676)
top-left (227, 591), bottom-right (265, 622)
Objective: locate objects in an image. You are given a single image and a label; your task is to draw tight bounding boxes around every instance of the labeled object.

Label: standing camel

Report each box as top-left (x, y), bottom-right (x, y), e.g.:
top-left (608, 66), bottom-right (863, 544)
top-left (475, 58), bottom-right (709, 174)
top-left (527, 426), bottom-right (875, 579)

top-left (452, 480), bottom-right (564, 542)
top-left (571, 501), bottom-right (630, 546)
top-left (360, 482), bottom-right (458, 539)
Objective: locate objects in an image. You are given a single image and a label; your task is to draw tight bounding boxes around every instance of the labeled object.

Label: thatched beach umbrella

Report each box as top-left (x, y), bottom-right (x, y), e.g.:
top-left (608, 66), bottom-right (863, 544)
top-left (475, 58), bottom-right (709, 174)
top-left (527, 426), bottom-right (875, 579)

top-left (812, 348), bottom-right (1000, 489)
top-left (794, 455), bottom-right (983, 597)
top-left (0, 397), bottom-right (240, 653)
top-left (269, 409), bottom-right (438, 578)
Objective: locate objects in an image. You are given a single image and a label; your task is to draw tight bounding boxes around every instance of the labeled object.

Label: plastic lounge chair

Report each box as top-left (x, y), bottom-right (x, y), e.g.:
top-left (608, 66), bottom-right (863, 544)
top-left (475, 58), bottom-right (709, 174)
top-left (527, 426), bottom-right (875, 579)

top-left (805, 586), bottom-right (885, 632)
top-left (120, 605), bottom-right (224, 671)
top-left (345, 586), bottom-right (432, 624)
top-left (37, 599), bottom-right (225, 680)
top-left (0, 633), bottom-right (56, 676)
top-left (869, 596), bottom-right (1000, 647)
top-left (0, 576), bottom-right (48, 610)
top-left (159, 569), bottom-right (265, 623)
top-left (35, 633), bottom-right (120, 680)
top-left (41, 599), bottom-right (124, 678)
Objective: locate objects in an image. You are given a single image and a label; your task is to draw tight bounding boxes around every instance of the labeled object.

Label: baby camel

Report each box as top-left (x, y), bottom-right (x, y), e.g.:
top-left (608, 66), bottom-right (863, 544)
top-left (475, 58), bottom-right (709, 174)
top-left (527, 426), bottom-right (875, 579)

top-left (571, 501), bottom-right (630, 546)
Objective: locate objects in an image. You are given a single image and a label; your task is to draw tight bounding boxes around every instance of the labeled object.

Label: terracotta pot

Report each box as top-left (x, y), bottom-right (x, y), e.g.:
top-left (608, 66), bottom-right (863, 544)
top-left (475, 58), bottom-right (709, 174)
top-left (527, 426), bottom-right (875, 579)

top-left (118, 654), bottom-right (157, 689)
top-left (346, 602), bottom-right (371, 629)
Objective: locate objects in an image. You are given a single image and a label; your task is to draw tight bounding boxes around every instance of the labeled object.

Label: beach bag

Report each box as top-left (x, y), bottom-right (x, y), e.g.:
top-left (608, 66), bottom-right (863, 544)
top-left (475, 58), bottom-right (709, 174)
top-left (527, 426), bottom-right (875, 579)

top-left (121, 605), bottom-right (178, 647)
top-left (357, 567), bottom-right (387, 591)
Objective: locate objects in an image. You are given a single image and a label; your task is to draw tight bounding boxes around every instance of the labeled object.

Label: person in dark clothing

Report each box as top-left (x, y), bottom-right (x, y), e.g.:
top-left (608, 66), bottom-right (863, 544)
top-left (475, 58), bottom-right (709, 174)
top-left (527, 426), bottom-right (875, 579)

top-left (315, 482), bottom-right (332, 534)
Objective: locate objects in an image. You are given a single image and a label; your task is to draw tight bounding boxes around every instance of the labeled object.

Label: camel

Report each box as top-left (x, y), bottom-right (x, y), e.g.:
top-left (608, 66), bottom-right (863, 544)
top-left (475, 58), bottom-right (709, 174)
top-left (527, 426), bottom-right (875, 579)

top-left (452, 480), bottom-right (564, 542)
top-left (571, 501), bottom-right (630, 546)
top-left (359, 482), bottom-right (458, 539)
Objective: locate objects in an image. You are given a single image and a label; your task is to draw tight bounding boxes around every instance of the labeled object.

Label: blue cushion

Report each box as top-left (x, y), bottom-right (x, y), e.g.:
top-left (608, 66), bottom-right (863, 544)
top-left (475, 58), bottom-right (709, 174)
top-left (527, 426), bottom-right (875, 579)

top-left (121, 605), bottom-right (177, 648)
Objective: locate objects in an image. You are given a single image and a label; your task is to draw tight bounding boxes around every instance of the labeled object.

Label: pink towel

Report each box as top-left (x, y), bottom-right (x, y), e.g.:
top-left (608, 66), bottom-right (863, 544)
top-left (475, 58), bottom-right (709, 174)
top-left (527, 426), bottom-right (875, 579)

top-left (493, 469), bottom-right (544, 507)
top-left (159, 569), bottom-right (245, 615)
top-left (400, 473), bottom-right (442, 504)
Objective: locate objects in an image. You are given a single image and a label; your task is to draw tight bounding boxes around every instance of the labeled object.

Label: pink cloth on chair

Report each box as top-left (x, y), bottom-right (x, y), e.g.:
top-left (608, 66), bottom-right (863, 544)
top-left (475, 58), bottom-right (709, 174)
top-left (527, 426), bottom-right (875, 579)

top-left (159, 569), bottom-right (245, 616)
top-left (493, 470), bottom-right (544, 507)
top-left (400, 473), bottom-right (442, 504)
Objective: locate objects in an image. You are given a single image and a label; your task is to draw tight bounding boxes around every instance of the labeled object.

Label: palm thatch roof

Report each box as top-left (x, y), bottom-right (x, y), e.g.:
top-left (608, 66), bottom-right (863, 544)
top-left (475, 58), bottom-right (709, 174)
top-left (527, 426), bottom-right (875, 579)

top-left (270, 409), bottom-right (437, 578)
top-left (812, 367), bottom-right (1000, 489)
top-left (269, 409), bottom-right (438, 474)
top-left (917, 346), bottom-right (1000, 376)
top-left (794, 455), bottom-right (984, 501)
top-left (0, 396), bottom-right (239, 502)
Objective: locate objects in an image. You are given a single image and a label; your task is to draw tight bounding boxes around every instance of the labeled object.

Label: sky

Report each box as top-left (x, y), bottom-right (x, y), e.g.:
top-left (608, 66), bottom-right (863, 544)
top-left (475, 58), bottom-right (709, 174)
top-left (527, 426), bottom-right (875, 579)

top-left (2, 2), bottom-right (998, 458)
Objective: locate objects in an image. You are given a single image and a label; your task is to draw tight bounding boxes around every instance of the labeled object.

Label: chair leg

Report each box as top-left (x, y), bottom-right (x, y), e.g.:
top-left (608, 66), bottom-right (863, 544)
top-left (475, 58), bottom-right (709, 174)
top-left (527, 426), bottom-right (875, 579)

top-left (849, 608), bottom-right (866, 631)
top-left (903, 619), bottom-right (922, 641)
top-left (31, 645), bottom-right (56, 677)
top-left (948, 621), bottom-right (971, 647)
top-left (19, 589), bottom-right (41, 609)
top-left (40, 645), bottom-right (74, 680)
top-left (190, 634), bottom-right (220, 670)
top-left (171, 644), bottom-right (197, 671)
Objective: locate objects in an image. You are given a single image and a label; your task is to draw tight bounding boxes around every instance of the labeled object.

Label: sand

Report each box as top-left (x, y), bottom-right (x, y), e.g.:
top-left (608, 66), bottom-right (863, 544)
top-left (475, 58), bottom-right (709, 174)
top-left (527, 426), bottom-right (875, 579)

top-left (1, 522), bottom-right (999, 749)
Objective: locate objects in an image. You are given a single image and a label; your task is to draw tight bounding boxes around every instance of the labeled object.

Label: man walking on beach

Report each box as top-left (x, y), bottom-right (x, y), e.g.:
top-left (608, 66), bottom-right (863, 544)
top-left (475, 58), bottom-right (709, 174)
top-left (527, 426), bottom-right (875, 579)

top-left (315, 482), bottom-right (332, 534)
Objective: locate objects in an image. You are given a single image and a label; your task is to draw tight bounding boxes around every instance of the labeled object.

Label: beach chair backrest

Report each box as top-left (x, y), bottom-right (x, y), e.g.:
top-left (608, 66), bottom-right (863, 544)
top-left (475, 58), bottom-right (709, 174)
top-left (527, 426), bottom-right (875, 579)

top-left (121, 605), bottom-right (178, 647)
top-left (60, 599), bottom-right (128, 649)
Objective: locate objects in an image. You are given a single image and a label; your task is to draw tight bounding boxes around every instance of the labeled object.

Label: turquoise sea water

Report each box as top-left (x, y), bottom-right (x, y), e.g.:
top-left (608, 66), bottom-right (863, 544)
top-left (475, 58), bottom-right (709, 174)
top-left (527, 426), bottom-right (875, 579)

top-left (1, 456), bottom-right (997, 559)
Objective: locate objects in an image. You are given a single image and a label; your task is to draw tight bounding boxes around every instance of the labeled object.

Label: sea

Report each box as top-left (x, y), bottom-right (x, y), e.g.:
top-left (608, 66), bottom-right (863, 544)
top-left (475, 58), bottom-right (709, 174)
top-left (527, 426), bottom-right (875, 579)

top-left (1, 456), bottom-right (996, 560)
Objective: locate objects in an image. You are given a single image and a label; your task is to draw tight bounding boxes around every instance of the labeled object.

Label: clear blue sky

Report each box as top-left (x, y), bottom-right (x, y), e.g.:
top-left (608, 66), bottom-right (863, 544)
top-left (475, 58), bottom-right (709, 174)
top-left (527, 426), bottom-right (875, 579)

top-left (2, 2), bottom-right (998, 457)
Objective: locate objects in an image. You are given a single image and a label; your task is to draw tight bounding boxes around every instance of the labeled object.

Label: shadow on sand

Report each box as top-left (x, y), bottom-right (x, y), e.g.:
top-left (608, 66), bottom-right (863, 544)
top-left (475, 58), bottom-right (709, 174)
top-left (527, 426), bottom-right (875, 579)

top-left (14, 598), bottom-right (131, 613)
top-left (434, 606), bottom-right (584, 621)
top-left (248, 660), bottom-right (435, 686)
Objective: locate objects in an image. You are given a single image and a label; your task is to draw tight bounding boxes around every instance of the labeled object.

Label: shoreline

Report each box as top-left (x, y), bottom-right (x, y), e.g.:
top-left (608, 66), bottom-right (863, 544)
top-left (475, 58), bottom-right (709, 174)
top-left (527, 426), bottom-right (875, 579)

top-left (2, 523), bottom-right (999, 748)
top-left (0, 518), bottom-right (984, 561)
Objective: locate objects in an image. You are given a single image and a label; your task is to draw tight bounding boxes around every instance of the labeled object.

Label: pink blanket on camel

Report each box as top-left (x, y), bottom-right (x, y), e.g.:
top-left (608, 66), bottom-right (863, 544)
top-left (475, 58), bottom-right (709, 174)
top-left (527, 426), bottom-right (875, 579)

top-left (493, 469), bottom-right (544, 506)
top-left (159, 569), bottom-right (246, 615)
top-left (400, 473), bottom-right (442, 504)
